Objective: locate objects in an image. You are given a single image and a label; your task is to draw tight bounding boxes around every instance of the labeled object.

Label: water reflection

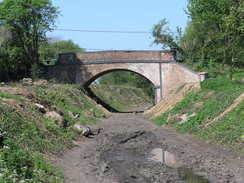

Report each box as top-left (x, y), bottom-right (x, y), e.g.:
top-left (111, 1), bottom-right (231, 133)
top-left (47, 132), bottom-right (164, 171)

top-left (179, 168), bottom-right (209, 183)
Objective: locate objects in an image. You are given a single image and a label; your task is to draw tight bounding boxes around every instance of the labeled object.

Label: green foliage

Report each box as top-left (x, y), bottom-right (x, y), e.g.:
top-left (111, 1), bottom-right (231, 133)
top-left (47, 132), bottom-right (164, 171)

top-left (0, 0), bottom-right (59, 80)
top-left (177, 90), bottom-right (241, 133)
top-left (98, 71), bottom-right (155, 98)
top-left (0, 140), bottom-right (63, 182)
top-left (90, 84), bottom-right (153, 112)
top-left (153, 0), bottom-right (244, 74)
top-left (181, 0), bottom-right (244, 74)
top-left (200, 75), bottom-right (243, 91)
top-left (0, 103), bottom-right (67, 153)
top-left (0, 33), bottom-right (26, 81)
top-left (154, 111), bottom-right (170, 126)
top-left (153, 75), bottom-right (244, 152)
top-left (40, 38), bottom-right (85, 65)
top-left (0, 26), bottom-right (11, 45)
top-left (0, 92), bottom-right (22, 101)
top-left (0, 84), bottom-right (106, 181)
top-left (199, 101), bottom-right (244, 152)
top-left (35, 85), bottom-right (106, 125)
top-left (152, 19), bottom-right (180, 49)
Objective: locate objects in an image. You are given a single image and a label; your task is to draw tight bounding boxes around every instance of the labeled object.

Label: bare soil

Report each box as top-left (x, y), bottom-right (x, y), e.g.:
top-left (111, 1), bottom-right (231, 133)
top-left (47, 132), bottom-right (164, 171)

top-left (54, 114), bottom-right (244, 183)
top-left (145, 83), bottom-right (199, 118)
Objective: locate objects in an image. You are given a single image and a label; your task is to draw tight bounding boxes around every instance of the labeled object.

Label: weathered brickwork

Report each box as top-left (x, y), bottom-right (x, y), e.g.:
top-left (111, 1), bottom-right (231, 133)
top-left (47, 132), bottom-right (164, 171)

top-left (45, 50), bottom-right (204, 104)
top-left (76, 50), bottom-right (174, 62)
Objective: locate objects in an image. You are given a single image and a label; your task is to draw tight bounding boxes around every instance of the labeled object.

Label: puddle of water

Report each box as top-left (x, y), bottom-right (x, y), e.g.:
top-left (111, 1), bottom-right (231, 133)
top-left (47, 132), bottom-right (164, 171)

top-left (148, 149), bottom-right (209, 183)
top-left (104, 145), bottom-right (210, 183)
top-left (148, 148), bottom-right (163, 163)
top-left (179, 168), bottom-right (209, 183)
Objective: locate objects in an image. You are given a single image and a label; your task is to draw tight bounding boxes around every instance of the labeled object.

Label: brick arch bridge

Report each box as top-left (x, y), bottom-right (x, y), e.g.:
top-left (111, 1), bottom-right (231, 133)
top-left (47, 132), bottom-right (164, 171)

top-left (45, 50), bottom-right (206, 104)
top-left (84, 68), bottom-right (156, 89)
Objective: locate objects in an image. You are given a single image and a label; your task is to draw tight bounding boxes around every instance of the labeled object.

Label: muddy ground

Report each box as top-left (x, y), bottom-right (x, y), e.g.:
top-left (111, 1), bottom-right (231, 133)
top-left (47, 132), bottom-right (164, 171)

top-left (54, 114), bottom-right (244, 183)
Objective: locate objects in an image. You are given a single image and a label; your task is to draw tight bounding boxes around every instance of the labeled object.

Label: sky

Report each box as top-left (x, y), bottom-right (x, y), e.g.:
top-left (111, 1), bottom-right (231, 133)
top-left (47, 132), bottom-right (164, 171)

top-left (48, 0), bottom-right (189, 51)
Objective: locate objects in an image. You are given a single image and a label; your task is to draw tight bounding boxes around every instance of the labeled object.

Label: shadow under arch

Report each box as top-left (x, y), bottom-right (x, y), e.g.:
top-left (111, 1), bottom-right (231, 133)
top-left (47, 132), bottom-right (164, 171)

top-left (83, 69), bottom-right (156, 113)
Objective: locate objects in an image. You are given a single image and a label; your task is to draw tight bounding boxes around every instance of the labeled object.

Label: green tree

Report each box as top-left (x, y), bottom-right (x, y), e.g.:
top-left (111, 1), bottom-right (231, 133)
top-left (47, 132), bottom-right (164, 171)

top-left (40, 38), bottom-right (85, 64)
top-left (0, 0), bottom-right (59, 79)
top-left (151, 19), bottom-right (184, 62)
top-left (152, 19), bottom-right (179, 50)
top-left (183, 0), bottom-right (244, 76)
top-left (0, 26), bottom-right (11, 46)
top-left (0, 26), bottom-right (21, 81)
top-left (99, 71), bottom-right (155, 97)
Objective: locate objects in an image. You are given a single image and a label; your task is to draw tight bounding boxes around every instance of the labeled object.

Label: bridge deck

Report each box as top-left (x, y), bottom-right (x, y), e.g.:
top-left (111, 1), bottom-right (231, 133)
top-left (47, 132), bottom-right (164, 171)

top-left (57, 50), bottom-right (176, 65)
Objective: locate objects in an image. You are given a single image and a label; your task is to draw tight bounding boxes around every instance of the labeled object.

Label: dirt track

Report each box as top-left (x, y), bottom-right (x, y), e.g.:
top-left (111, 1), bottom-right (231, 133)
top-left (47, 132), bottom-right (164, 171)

top-left (54, 114), bottom-right (244, 183)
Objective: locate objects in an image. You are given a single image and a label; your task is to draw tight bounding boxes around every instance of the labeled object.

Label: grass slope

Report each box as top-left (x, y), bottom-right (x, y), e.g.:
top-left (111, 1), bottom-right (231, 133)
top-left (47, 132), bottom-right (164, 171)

top-left (154, 74), bottom-right (244, 153)
top-left (0, 84), bottom-right (107, 182)
top-left (90, 84), bottom-right (154, 112)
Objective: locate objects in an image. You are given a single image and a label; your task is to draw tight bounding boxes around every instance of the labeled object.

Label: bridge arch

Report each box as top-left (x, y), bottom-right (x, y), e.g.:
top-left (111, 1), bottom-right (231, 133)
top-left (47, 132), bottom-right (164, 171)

top-left (44, 50), bottom-right (205, 105)
top-left (83, 69), bottom-right (157, 111)
top-left (83, 68), bottom-right (157, 88)
top-left (77, 62), bottom-right (163, 103)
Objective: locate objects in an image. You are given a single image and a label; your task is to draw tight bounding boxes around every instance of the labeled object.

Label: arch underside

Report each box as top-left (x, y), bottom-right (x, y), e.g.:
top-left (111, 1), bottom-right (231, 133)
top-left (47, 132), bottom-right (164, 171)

top-left (82, 68), bottom-right (157, 113)
top-left (80, 63), bottom-right (161, 88)
top-left (77, 63), bottom-right (163, 106)
top-left (84, 68), bottom-right (156, 88)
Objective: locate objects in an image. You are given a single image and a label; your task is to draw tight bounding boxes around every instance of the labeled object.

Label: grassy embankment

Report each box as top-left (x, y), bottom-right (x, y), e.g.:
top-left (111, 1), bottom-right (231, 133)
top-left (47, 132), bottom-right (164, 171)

top-left (154, 72), bottom-right (244, 153)
top-left (0, 83), bottom-right (107, 182)
top-left (90, 84), bottom-right (154, 112)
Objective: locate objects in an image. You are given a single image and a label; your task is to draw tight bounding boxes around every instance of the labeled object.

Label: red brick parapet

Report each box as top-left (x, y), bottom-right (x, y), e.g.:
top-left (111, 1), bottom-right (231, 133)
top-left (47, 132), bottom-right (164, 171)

top-left (76, 50), bottom-right (175, 62)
